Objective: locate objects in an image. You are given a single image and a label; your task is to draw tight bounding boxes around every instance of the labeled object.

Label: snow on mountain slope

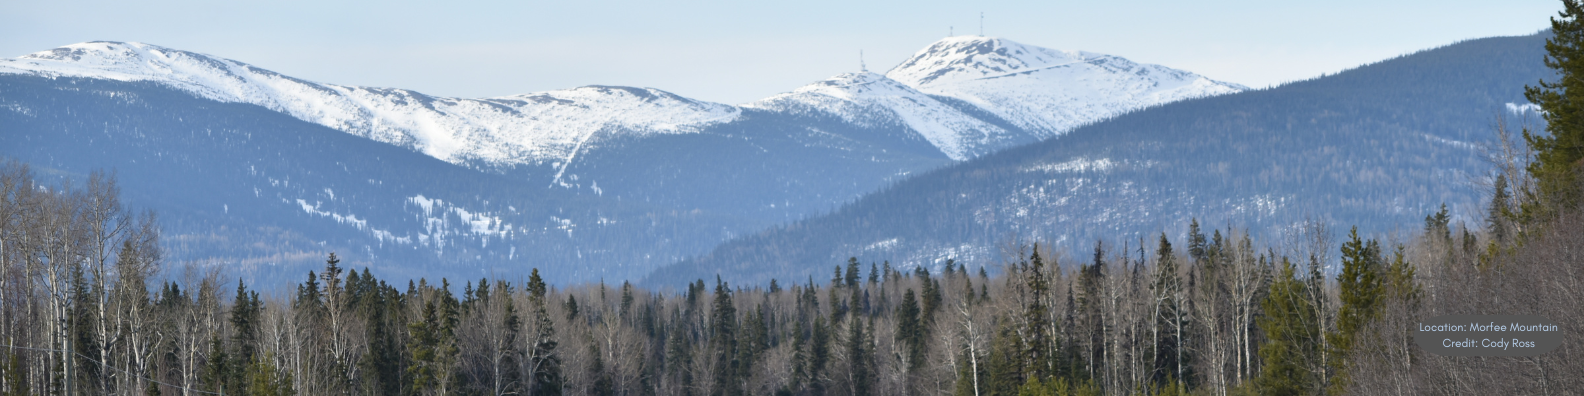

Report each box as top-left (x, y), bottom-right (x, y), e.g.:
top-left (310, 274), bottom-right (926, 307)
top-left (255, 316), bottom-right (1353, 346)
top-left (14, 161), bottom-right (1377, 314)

top-left (887, 36), bottom-right (1246, 136)
top-left (0, 41), bottom-right (740, 171)
top-left (743, 72), bottom-right (1023, 160)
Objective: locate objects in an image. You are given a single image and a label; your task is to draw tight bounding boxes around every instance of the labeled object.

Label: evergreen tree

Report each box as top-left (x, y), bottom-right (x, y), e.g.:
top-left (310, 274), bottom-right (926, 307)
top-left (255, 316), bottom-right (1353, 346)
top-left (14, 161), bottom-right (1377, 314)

top-left (896, 289), bottom-right (925, 374)
top-left (1188, 218), bottom-right (1208, 264)
top-left (525, 269), bottom-right (564, 396)
top-left (588, 343), bottom-right (615, 396)
top-left (952, 348), bottom-right (988, 396)
top-left (1256, 259), bottom-right (1321, 395)
top-left (844, 307), bottom-right (872, 396)
top-left (229, 281), bottom-right (260, 366)
top-left (1424, 204), bottom-right (1452, 243)
top-left (356, 275), bottom-right (404, 396)
top-left (245, 353), bottom-right (295, 396)
top-left (201, 336), bottom-right (233, 395)
top-left (922, 275), bottom-right (943, 328)
top-left (565, 294), bottom-right (580, 322)
top-left (1151, 234), bottom-right (1188, 387)
top-left (845, 258), bottom-right (861, 288)
top-left (986, 322), bottom-right (1026, 396)
top-left (809, 316), bottom-right (831, 395)
top-left (739, 304), bottom-right (770, 379)
top-left (1329, 227), bottom-right (1384, 393)
top-left (1023, 246), bottom-right (1053, 380)
top-left (665, 323), bottom-right (695, 396)
top-left (709, 277), bottom-right (741, 396)
top-left (67, 263), bottom-right (101, 396)
top-left (1489, 173), bottom-right (1513, 243)
top-left (1526, 0), bottom-right (1584, 212)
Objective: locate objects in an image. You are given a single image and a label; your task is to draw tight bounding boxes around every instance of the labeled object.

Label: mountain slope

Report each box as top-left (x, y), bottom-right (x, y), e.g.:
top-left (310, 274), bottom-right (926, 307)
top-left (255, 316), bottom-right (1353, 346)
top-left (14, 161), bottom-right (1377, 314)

top-left (649, 31), bottom-right (1551, 287)
top-left (0, 37), bottom-right (1250, 285)
top-left (744, 71), bottom-right (1029, 160)
top-left (0, 39), bottom-right (1244, 226)
top-left (0, 75), bottom-right (742, 284)
top-left (0, 42), bottom-right (741, 172)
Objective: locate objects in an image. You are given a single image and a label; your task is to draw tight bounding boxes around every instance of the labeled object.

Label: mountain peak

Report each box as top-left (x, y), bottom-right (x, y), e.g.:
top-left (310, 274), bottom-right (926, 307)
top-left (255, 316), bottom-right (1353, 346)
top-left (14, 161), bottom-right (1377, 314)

top-left (884, 36), bottom-right (1246, 135)
top-left (887, 36), bottom-right (1085, 88)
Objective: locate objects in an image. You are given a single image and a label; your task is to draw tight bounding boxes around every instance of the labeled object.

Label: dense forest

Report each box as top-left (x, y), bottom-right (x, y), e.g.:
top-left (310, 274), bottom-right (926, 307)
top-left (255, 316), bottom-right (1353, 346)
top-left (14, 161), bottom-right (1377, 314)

top-left (1, 153), bottom-right (1581, 396)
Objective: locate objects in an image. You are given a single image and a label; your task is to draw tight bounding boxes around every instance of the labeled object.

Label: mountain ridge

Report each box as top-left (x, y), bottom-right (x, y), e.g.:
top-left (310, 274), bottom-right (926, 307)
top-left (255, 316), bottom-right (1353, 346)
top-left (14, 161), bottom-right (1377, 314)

top-left (645, 31), bottom-right (1551, 287)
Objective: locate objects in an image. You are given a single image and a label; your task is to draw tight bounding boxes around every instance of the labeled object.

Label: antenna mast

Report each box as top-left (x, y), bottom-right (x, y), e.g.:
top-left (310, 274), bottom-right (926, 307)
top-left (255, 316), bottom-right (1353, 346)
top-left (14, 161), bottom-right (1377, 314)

top-left (980, 12), bottom-right (984, 36)
top-left (860, 50), bottom-right (867, 72)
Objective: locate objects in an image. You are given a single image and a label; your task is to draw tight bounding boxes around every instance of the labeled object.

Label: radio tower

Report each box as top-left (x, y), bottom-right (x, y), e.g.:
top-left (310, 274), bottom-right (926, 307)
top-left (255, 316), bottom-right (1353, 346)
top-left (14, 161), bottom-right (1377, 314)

top-left (860, 50), bottom-right (867, 72)
top-left (980, 12), bottom-right (984, 36)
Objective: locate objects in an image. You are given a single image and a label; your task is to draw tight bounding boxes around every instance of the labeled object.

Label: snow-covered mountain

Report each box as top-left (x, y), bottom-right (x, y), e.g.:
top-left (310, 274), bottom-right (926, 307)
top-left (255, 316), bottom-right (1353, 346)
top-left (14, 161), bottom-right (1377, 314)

top-left (651, 32), bottom-right (1549, 286)
top-left (0, 37), bottom-right (1252, 284)
top-left (1, 38), bottom-right (1244, 169)
top-left (886, 36), bottom-right (1247, 136)
top-left (0, 42), bottom-right (741, 174)
top-left (744, 72), bottom-right (1027, 160)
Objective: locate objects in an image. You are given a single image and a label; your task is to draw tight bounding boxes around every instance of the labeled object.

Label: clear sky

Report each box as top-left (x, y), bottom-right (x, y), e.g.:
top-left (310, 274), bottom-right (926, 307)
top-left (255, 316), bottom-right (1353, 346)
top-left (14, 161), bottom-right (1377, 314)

top-left (1, 0), bottom-right (1559, 104)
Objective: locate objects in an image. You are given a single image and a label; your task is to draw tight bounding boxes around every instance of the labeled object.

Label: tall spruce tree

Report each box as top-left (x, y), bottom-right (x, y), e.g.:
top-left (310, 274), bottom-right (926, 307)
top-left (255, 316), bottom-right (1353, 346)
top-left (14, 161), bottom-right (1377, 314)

top-left (525, 269), bottom-right (564, 396)
top-left (1257, 258), bottom-right (1321, 395)
top-left (1329, 227), bottom-right (1384, 393)
top-left (896, 289), bottom-right (925, 374)
top-left (1151, 234), bottom-right (1188, 387)
top-left (709, 277), bottom-right (741, 396)
top-left (1526, 0), bottom-right (1584, 212)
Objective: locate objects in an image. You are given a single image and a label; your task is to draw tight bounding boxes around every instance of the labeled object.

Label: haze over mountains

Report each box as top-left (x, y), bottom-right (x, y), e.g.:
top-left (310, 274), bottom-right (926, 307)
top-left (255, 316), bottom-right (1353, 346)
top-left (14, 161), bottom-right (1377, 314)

top-left (0, 36), bottom-right (1242, 284)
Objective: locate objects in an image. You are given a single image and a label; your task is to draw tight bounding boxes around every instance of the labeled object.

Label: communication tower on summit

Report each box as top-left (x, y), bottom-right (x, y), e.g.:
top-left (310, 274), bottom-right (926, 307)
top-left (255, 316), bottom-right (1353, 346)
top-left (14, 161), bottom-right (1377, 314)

top-left (980, 12), bottom-right (984, 36)
top-left (860, 50), bottom-right (867, 72)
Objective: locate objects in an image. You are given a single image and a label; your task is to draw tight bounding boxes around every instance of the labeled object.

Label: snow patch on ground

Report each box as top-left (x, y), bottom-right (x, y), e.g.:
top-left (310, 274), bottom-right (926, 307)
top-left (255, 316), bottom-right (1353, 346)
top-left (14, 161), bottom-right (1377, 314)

top-left (1507, 102), bottom-right (1541, 114)
top-left (1025, 157), bottom-right (1118, 173)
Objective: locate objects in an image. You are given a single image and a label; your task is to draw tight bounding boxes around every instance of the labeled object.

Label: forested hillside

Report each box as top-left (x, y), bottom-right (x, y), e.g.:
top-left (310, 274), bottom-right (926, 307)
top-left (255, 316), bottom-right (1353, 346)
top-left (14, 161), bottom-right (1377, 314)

top-left (0, 76), bottom-right (749, 284)
top-left (651, 31), bottom-right (1554, 286)
top-left (1, 161), bottom-right (1577, 395)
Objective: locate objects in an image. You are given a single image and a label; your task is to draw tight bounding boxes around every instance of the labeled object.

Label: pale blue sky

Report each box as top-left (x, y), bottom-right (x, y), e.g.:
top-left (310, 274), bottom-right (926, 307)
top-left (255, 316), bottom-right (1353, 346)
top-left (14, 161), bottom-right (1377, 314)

top-left (1, 0), bottom-right (1559, 104)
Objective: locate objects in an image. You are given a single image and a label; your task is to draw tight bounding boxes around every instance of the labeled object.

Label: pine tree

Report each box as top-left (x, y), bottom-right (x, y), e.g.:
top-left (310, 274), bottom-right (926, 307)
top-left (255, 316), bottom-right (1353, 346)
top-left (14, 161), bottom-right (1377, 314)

top-left (923, 275), bottom-right (943, 328)
top-left (1151, 233), bottom-right (1188, 387)
top-left (229, 280), bottom-right (260, 366)
top-left (709, 277), bottom-right (741, 396)
top-left (844, 307), bottom-right (872, 396)
top-left (245, 353), bottom-right (295, 396)
top-left (1256, 259), bottom-right (1321, 395)
top-left (845, 258), bottom-right (861, 288)
top-left (1329, 227), bottom-right (1384, 393)
top-left (986, 322), bottom-right (1026, 396)
top-left (1023, 246), bottom-right (1054, 380)
top-left (525, 269), bottom-right (564, 396)
top-left (1188, 218), bottom-right (1208, 264)
top-left (68, 263), bottom-right (101, 396)
top-left (1525, 0), bottom-right (1584, 212)
top-left (896, 289), bottom-right (925, 374)
top-left (809, 316), bottom-right (832, 395)
top-left (588, 343), bottom-right (615, 396)
top-left (565, 294), bottom-right (580, 322)
top-left (1489, 173), bottom-right (1513, 243)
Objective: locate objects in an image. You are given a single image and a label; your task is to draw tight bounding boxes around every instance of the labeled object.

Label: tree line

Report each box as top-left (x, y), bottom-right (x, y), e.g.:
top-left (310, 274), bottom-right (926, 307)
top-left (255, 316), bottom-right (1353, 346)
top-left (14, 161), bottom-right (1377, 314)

top-left (1, 157), bottom-right (1579, 396)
